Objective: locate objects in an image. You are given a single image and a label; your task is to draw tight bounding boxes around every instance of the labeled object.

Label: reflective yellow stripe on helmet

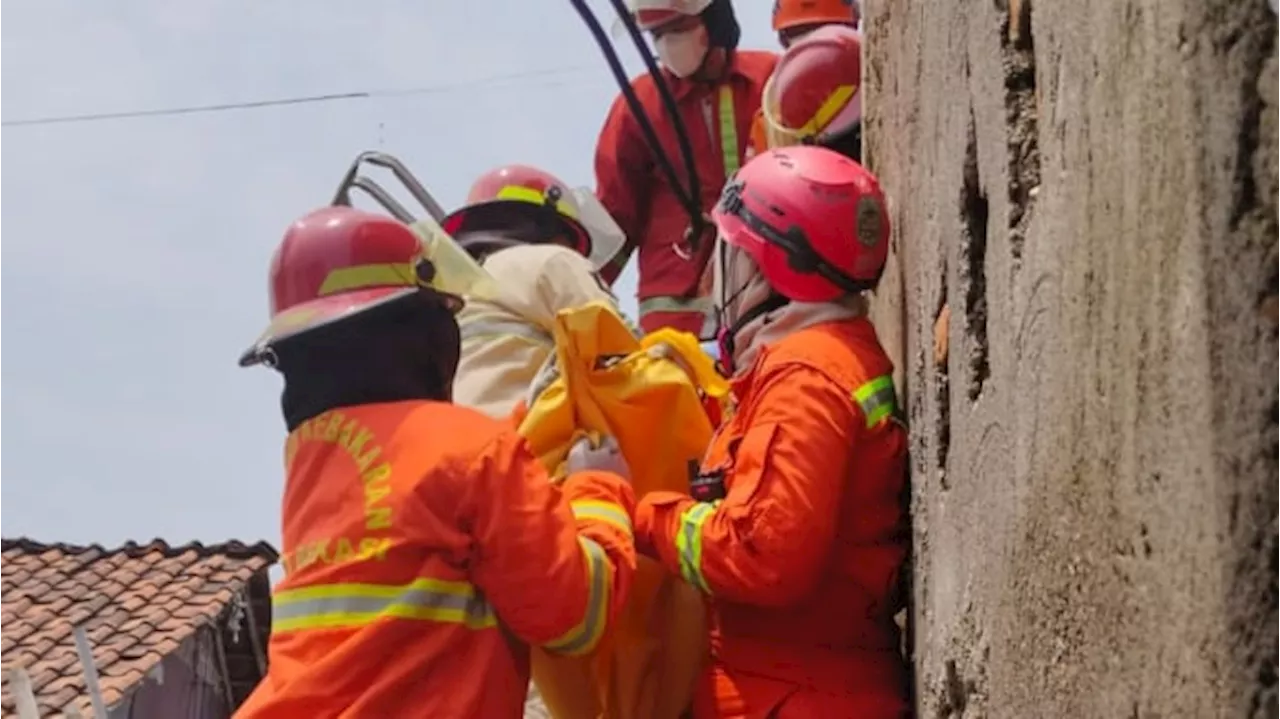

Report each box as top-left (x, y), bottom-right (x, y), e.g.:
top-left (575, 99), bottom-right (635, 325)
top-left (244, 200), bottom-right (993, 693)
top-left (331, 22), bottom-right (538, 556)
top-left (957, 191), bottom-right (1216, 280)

top-left (798, 83), bottom-right (858, 137)
top-left (542, 536), bottom-right (612, 656)
top-left (853, 374), bottom-right (898, 428)
top-left (271, 577), bottom-right (497, 633)
top-left (495, 184), bottom-right (580, 220)
top-left (317, 262), bottom-right (416, 296)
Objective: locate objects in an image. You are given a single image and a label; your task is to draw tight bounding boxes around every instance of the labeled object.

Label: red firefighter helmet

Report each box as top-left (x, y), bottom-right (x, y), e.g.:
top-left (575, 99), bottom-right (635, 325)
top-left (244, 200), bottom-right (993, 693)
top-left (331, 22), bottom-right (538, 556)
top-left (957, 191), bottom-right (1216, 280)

top-left (711, 145), bottom-right (889, 303)
top-left (771, 0), bottom-right (858, 45)
top-left (440, 165), bottom-right (593, 258)
top-left (763, 24), bottom-right (863, 148)
top-left (239, 206), bottom-right (459, 367)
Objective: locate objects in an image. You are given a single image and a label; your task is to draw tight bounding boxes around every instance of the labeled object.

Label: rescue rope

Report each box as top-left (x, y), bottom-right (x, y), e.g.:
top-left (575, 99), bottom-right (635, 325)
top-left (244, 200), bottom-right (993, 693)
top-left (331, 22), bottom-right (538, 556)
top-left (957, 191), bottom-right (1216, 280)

top-left (568, 0), bottom-right (710, 252)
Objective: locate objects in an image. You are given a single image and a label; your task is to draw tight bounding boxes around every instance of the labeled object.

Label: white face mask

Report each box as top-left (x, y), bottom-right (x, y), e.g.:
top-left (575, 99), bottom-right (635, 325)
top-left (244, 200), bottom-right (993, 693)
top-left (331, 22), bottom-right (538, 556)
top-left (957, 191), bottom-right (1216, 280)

top-left (654, 25), bottom-right (710, 78)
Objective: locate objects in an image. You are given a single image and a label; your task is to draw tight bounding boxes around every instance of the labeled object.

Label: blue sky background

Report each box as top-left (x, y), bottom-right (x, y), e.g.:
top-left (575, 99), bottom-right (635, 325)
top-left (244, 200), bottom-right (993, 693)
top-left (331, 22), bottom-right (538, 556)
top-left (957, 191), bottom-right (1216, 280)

top-left (1, 0), bottom-right (775, 547)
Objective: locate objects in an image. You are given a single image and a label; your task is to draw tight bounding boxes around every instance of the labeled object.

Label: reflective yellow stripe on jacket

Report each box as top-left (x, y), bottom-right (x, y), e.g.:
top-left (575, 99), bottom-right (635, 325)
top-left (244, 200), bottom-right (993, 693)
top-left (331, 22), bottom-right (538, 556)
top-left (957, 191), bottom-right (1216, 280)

top-left (271, 578), bottom-right (497, 633)
top-left (637, 295), bottom-right (717, 336)
top-left (544, 500), bottom-right (632, 657)
top-left (675, 501), bottom-right (717, 594)
top-left (853, 375), bottom-right (898, 428)
top-left (570, 499), bottom-right (633, 539)
top-left (718, 85), bottom-right (740, 177)
top-left (543, 536), bottom-right (613, 656)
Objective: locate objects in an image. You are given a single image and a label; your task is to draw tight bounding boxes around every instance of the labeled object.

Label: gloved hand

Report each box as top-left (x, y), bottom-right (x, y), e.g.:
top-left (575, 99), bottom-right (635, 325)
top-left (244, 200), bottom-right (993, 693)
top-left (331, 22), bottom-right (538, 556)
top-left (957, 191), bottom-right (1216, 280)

top-left (566, 435), bottom-right (631, 481)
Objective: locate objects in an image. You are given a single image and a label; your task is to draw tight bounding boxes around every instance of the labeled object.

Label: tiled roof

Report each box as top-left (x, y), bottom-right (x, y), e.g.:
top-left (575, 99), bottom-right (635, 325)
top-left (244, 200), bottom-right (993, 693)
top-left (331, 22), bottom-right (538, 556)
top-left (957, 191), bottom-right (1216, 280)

top-left (1, 537), bottom-right (278, 719)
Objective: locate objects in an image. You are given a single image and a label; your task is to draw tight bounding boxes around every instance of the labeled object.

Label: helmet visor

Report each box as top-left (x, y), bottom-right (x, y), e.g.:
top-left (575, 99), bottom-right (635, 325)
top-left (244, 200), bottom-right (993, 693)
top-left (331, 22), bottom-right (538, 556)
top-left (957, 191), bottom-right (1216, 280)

top-left (408, 215), bottom-right (502, 304)
top-left (572, 186), bottom-right (627, 270)
top-left (761, 74), bottom-right (861, 149)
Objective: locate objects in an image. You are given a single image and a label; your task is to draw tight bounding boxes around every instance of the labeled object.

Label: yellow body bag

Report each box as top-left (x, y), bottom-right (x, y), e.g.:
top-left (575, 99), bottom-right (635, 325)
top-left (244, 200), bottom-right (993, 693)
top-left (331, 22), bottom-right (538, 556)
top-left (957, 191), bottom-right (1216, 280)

top-left (517, 301), bottom-right (728, 719)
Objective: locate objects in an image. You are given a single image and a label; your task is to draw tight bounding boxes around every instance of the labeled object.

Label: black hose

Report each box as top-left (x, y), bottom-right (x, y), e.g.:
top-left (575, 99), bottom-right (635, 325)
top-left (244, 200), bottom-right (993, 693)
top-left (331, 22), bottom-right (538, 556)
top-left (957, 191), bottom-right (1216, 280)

top-left (569, 0), bottom-right (710, 250)
top-left (604, 0), bottom-right (704, 226)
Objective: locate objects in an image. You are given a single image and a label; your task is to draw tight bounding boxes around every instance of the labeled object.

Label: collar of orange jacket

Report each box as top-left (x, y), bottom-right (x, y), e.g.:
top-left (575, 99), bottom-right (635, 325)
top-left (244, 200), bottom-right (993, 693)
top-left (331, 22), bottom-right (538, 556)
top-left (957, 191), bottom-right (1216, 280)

top-left (727, 316), bottom-right (876, 398)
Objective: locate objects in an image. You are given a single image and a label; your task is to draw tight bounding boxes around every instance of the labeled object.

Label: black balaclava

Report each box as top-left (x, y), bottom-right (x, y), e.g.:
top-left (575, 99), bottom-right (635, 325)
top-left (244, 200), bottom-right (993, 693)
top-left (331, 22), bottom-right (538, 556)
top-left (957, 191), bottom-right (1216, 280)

top-left (700, 0), bottom-right (741, 52)
top-left (452, 204), bottom-right (571, 262)
top-left (275, 292), bottom-right (461, 431)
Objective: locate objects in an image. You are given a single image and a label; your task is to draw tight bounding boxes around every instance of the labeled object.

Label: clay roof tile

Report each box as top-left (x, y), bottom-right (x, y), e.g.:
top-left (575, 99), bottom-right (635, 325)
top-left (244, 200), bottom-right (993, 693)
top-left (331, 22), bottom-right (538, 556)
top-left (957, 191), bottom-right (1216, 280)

top-left (0, 537), bottom-right (277, 717)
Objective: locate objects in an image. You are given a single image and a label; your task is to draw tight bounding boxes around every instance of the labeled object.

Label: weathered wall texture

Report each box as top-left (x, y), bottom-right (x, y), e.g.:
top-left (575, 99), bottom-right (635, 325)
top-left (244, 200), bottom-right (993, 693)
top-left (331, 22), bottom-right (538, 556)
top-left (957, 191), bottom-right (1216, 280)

top-left (862, 0), bottom-right (1278, 716)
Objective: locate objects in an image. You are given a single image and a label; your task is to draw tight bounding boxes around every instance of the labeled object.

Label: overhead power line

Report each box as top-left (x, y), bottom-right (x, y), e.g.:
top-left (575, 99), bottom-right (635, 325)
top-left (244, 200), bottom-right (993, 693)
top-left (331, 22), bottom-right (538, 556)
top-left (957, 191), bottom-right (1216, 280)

top-left (2, 65), bottom-right (598, 128)
top-left (2, 92), bottom-right (370, 127)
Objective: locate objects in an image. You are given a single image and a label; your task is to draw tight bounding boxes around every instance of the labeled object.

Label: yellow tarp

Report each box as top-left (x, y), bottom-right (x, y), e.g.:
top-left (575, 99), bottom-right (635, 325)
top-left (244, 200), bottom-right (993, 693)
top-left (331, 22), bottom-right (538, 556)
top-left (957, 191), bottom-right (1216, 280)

top-left (518, 301), bottom-right (728, 719)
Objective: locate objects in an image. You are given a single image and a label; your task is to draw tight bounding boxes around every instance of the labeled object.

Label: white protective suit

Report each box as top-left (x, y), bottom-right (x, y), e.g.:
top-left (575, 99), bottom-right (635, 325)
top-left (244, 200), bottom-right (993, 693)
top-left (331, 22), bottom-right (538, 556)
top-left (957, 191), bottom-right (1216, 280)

top-left (452, 243), bottom-right (620, 418)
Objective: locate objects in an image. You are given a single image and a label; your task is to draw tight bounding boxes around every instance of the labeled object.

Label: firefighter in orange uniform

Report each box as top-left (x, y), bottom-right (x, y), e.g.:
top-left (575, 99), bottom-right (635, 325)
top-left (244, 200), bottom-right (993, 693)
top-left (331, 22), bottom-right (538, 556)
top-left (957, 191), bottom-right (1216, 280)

top-left (744, 0), bottom-right (861, 161)
top-left (594, 0), bottom-right (777, 336)
top-left (634, 146), bottom-right (910, 718)
top-left (234, 206), bottom-right (637, 719)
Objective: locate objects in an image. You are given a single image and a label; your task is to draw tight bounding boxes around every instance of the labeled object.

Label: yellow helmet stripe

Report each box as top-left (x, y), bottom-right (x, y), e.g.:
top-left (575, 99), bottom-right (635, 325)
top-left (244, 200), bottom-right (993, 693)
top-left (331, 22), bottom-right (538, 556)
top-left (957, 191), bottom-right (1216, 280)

top-left (797, 83), bottom-right (858, 137)
top-left (317, 263), bottom-right (416, 296)
top-left (494, 184), bottom-right (580, 220)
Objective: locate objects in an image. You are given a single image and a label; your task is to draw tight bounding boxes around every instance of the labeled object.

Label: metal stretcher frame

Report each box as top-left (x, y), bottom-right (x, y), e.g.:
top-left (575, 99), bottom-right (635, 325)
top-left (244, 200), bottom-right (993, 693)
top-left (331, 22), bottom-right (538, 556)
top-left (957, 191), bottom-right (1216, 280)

top-left (330, 150), bottom-right (448, 224)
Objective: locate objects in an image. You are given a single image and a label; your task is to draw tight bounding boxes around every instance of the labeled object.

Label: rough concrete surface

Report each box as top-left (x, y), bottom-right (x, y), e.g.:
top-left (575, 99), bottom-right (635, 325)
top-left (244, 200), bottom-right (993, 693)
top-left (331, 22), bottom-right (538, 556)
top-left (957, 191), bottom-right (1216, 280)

top-left (863, 0), bottom-right (1278, 716)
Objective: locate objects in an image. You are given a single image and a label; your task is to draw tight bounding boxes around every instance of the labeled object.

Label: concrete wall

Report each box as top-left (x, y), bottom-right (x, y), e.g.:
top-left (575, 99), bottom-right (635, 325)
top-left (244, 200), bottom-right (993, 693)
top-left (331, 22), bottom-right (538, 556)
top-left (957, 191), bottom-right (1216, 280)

top-left (862, 0), bottom-right (1278, 716)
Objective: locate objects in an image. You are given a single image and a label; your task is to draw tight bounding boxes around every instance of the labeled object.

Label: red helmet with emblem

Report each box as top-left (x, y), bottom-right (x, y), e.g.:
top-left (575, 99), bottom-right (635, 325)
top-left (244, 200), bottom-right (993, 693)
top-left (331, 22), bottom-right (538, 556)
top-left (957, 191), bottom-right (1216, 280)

top-left (440, 164), bottom-right (593, 259)
top-left (239, 206), bottom-right (469, 367)
top-left (763, 24), bottom-right (863, 149)
top-left (711, 144), bottom-right (889, 303)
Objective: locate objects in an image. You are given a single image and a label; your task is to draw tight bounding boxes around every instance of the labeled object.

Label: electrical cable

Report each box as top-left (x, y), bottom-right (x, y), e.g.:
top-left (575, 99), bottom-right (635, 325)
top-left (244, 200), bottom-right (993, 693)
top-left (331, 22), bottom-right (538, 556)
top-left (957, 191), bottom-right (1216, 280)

top-left (1, 64), bottom-right (598, 128)
top-left (567, 0), bottom-right (710, 251)
top-left (604, 0), bottom-right (705, 245)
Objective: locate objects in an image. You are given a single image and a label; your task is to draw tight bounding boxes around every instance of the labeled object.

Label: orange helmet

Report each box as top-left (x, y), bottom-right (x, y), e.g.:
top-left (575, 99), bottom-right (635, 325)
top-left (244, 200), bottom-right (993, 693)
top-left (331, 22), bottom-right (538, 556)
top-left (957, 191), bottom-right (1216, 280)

top-left (762, 24), bottom-right (863, 149)
top-left (771, 0), bottom-right (857, 45)
top-left (441, 164), bottom-right (593, 259)
top-left (239, 206), bottom-right (460, 367)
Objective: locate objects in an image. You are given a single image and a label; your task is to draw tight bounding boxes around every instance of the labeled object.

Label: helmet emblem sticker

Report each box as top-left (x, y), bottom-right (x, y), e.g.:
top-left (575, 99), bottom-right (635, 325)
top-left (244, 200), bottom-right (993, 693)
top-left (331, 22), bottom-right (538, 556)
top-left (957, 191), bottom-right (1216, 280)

top-left (856, 195), bottom-right (883, 248)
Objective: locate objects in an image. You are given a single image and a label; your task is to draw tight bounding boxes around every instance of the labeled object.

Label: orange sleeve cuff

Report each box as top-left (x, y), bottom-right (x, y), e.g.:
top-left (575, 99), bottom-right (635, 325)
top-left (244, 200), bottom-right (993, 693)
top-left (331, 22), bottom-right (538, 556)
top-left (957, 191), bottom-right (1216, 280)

top-left (634, 491), bottom-right (695, 569)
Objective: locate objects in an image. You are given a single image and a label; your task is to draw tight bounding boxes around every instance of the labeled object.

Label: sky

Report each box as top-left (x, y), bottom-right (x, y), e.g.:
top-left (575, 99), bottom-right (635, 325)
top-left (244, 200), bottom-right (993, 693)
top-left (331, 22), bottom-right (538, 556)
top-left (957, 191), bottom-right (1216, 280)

top-left (0, 0), bottom-right (776, 548)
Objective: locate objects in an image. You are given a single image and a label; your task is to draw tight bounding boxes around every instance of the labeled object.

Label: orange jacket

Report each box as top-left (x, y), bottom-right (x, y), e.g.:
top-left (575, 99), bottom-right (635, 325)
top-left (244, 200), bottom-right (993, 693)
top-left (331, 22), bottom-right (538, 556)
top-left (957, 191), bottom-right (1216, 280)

top-left (594, 51), bottom-right (777, 335)
top-left (236, 401), bottom-right (636, 719)
top-left (634, 318), bottom-right (910, 719)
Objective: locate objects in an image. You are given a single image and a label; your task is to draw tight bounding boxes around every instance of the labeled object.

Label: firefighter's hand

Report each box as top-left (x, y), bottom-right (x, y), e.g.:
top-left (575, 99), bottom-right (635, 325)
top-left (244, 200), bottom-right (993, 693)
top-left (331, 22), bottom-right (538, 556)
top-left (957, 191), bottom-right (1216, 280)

top-left (566, 435), bottom-right (631, 481)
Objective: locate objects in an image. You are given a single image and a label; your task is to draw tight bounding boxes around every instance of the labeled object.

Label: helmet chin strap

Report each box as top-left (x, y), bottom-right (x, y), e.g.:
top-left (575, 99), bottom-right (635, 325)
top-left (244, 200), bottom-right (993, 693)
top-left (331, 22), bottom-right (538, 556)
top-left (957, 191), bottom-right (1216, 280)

top-left (716, 292), bottom-right (789, 374)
